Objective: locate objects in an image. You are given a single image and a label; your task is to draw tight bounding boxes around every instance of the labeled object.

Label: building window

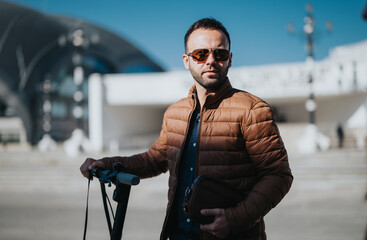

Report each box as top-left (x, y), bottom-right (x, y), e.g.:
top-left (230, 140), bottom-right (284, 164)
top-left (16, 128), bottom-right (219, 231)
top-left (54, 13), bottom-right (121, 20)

top-left (51, 101), bottom-right (67, 118)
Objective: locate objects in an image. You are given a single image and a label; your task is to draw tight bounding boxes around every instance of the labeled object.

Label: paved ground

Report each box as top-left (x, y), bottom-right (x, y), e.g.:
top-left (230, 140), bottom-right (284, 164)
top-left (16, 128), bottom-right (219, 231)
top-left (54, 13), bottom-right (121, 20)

top-left (0, 134), bottom-right (367, 240)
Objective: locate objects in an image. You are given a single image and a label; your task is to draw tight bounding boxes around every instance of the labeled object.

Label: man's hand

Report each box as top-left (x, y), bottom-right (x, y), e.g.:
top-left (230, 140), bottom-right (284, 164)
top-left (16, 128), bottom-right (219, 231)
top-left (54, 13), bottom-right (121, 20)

top-left (200, 208), bottom-right (231, 239)
top-left (80, 158), bottom-right (106, 179)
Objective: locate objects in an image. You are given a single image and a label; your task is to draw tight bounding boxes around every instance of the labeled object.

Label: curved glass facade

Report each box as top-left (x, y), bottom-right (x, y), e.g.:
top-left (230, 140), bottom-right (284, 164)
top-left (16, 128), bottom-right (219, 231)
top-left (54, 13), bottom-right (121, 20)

top-left (0, 1), bottom-right (164, 145)
top-left (33, 53), bottom-right (114, 143)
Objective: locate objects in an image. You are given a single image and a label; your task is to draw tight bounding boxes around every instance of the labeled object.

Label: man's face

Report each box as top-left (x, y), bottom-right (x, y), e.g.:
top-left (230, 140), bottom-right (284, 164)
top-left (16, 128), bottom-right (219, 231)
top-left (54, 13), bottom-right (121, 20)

top-left (183, 29), bottom-right (232, 91)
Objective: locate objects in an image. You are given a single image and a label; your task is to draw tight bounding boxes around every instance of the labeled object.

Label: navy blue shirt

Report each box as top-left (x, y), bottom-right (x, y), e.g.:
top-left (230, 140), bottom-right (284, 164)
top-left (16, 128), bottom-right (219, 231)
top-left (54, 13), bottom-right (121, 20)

top-left (171, 107), bottom-right (201, 240)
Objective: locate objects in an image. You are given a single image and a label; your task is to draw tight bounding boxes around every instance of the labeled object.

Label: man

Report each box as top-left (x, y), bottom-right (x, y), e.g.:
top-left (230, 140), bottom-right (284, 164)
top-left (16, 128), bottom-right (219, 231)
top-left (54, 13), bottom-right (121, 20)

top-left (80, 18), bottom-right (293, 240)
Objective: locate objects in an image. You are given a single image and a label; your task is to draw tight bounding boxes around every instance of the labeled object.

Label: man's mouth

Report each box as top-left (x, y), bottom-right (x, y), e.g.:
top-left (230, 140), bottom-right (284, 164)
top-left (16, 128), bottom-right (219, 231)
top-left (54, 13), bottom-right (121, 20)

top-left (204, 69), bottom-right (219, 74)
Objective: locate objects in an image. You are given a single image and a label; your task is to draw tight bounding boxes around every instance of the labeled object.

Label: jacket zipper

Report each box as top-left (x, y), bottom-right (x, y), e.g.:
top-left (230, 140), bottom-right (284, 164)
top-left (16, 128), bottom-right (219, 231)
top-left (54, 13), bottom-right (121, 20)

top-left (195, 107), bottom-right (203, 179)
top-left (175, 97), bottom-right (197, 179)
top-left (197, 102), bottom-right (205, 240)
top-left (164, 97), bottom-right (197, 239)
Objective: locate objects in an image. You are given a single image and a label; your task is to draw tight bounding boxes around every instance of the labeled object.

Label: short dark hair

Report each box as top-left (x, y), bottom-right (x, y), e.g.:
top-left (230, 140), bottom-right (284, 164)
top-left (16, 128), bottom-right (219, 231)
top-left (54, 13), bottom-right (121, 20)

top-left (184, 18), bottom-right (231, 52)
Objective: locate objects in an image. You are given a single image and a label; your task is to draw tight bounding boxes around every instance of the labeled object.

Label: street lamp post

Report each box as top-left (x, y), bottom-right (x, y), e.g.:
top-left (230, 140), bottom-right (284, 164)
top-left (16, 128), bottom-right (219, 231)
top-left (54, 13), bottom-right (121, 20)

top-left (37, 76), bottom-right (57, 152)
top-left (288, 3), bottom-right (332, 153)
top-left (71, 28), bottom-right (86, 129)
top-left (304, 3), bottom-right (316, 125)
top-left (62, 27), bottom-right (99, 157)
top-left (58, 27), bottom-right (99, 131)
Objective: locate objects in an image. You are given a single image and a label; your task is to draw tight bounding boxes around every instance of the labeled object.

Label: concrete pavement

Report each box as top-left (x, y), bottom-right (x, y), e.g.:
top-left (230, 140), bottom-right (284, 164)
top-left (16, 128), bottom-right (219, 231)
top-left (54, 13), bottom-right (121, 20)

top-left (0, 141), bottom-right (366, 239)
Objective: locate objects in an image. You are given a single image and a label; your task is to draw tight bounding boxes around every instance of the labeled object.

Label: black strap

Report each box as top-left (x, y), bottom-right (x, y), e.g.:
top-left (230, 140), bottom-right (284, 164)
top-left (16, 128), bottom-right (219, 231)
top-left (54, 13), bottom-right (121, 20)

top-left (101, 182), bottom-right (113, 235)
top-left (83, 172), bottom-right (116, 240)
top-left (83, 176), bottom-right (91, 240)
top-left (107, 191), bottom-right (115, 219)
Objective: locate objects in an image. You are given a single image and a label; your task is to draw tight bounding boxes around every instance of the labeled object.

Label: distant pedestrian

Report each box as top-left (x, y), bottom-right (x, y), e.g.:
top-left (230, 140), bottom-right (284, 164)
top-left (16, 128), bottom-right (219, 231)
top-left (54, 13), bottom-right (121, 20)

top-left (336, 124), bottom-right (344, 148)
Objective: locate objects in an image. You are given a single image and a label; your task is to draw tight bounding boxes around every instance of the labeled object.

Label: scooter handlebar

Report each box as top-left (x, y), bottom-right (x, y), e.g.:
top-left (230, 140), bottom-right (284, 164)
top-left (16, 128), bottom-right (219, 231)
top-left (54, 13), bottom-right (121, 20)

top-left (116, 172), bottom-right (140, 186)
top-left (92, 168), bottom-right (140, 186)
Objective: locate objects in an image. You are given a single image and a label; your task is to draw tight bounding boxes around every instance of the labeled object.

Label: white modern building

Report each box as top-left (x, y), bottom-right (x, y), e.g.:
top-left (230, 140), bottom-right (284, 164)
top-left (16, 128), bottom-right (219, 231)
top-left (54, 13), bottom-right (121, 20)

top-left (88, 40), bottom-right (367, 153)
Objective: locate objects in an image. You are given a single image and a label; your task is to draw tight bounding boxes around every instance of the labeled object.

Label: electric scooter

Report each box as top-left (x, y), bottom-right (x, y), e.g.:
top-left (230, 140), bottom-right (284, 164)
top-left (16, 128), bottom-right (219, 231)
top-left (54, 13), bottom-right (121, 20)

top-left (84, 163), bottom-right (140, 240)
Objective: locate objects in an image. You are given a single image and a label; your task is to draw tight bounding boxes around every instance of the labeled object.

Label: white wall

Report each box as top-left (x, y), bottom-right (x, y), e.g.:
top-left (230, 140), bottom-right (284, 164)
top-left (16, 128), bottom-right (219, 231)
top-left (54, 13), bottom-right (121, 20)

top-left (88, 39), bottom-right (367, 151)
top-left (103, 105), bottom-right (166, 148)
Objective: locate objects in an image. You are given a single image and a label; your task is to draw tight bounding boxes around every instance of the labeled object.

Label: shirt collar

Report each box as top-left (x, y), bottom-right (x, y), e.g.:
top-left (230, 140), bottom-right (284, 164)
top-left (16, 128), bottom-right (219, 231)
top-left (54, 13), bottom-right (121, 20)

top-left (188, 78), bottom-right (233, 108)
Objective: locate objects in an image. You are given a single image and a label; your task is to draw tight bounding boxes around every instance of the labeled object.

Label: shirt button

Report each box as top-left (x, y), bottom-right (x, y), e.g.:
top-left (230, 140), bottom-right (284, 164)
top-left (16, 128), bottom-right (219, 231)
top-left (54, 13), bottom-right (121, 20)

top-left (190, 167), bottom-right (193, 172)
top-left (193, 143), bottom-right (196, 147)
top-left (187, 218), bottom-right (191, 223)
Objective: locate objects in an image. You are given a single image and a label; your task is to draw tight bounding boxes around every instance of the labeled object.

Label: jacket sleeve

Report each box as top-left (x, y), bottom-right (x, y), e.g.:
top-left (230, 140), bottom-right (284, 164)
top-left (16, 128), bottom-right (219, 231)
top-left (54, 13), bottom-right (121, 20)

top-left (225, 101), bottom-right (293, 230)
top-left (98, 112), bottom-right (169, 179)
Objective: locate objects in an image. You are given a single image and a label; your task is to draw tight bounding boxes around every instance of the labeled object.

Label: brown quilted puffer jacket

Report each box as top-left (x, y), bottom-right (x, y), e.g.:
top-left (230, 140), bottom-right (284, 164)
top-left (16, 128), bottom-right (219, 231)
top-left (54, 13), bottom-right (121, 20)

top-left (101, 79), bottom-right (293, 240)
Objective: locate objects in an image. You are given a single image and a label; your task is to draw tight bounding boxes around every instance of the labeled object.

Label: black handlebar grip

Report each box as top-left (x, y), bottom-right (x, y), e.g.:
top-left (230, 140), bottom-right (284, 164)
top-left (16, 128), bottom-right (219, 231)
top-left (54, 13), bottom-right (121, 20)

top-left (116, 172), bottom-right (140, 186)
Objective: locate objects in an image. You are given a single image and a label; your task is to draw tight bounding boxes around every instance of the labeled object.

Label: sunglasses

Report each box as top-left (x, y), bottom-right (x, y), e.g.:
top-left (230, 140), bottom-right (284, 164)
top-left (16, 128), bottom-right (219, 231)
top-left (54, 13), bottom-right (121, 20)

top-left (187, 48), bottom-right (230, 62)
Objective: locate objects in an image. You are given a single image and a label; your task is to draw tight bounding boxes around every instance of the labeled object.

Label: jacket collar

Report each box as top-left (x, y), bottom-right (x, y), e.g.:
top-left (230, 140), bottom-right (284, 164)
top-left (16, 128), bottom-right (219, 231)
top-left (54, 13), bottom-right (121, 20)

top-left (188, 78), bottom-right (233, 108)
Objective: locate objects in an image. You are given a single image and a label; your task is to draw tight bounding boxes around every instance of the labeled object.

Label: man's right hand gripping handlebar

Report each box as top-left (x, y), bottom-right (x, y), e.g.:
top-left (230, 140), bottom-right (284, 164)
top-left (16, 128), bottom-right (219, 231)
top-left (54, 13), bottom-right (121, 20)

top-left (80, 158), bottom-right (106, 179)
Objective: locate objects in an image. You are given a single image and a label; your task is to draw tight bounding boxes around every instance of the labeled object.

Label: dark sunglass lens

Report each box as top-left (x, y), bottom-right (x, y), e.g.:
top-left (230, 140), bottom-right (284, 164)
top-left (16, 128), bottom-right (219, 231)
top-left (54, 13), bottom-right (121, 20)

top-left (214, 49), bottom-right (229, 61)
top-left (192, 49), bottom-right (209, 61)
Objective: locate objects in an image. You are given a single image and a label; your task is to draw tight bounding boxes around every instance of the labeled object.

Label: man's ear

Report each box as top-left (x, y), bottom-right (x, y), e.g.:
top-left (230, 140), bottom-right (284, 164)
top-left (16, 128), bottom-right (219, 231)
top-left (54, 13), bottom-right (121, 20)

top-left (229, 52), bottom-right (232, 68)
top-left (183, 54), bottom-right (190, 70)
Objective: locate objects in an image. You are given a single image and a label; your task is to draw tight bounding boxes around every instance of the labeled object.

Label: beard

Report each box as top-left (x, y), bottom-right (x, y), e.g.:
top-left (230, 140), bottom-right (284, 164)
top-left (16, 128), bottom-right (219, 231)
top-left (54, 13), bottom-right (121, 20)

top-left (190, 65), bottom-right (230, 91)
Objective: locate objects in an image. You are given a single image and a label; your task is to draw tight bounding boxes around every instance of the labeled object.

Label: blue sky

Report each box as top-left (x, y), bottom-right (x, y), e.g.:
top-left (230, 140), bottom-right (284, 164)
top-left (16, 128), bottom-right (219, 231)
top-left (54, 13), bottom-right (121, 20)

top-left (6, 0), bottom-right (367, 71)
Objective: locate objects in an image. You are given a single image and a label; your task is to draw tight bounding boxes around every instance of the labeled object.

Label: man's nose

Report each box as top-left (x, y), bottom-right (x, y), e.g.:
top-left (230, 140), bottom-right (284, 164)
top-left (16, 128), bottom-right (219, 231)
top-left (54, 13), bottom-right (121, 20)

top-left (205, 51), bottom-right (217, 65)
